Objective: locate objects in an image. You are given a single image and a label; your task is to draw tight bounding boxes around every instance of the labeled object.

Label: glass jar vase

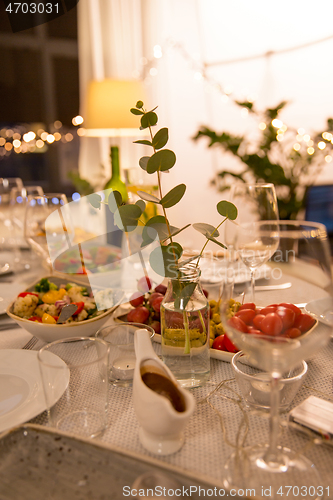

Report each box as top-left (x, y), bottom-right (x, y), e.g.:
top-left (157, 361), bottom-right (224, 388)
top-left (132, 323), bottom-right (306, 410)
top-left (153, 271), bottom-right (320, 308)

top-left (160, 263), bottom-right (210, 388)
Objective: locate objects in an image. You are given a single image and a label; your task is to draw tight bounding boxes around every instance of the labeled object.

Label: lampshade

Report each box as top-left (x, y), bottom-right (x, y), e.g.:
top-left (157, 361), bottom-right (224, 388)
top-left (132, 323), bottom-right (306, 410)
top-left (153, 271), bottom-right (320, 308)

top-left (83, 79), bottom-right (147, 137)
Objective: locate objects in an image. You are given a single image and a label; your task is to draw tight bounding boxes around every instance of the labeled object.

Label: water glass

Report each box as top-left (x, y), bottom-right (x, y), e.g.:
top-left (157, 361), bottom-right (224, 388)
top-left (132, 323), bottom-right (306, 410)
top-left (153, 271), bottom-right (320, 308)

top-left (38, 337), bottom-right (110, 438)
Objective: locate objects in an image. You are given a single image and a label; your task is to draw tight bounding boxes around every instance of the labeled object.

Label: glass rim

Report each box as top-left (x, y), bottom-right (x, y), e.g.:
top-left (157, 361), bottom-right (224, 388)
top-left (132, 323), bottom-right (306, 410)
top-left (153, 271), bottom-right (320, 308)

top-left (95, 322), bottom-right (155, 345)
top-left (231, 351), bottom-right (307, 383)
top-left (37, 336), bottom-right (109, 368)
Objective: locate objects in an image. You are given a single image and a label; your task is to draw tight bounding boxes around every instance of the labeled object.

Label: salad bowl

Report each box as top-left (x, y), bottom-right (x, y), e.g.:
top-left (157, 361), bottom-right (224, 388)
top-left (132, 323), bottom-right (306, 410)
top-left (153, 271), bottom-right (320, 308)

top-left (6, 276), bottom-right (124, 343)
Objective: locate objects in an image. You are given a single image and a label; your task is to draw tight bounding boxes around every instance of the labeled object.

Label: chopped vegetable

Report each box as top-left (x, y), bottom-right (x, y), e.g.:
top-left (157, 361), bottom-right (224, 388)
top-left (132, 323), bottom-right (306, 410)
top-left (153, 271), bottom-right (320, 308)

top-left (42, 313), bottom-right (57, 324)
top-left (35, 278), bottom-right (57, 293)
top-left (72, 301), bottom-right (84, 316)
top-left (18, 292), bottom-right (39, 298)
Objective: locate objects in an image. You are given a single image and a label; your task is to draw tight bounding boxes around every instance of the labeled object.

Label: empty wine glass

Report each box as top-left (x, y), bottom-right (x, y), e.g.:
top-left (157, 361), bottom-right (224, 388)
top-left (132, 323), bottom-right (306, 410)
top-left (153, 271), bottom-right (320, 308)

top-left (24, 193), bottom-right (73, 273)
top-left (225, 183), bottom-right (280, 301)
top-left (220, 220), bottom-right (333, 497)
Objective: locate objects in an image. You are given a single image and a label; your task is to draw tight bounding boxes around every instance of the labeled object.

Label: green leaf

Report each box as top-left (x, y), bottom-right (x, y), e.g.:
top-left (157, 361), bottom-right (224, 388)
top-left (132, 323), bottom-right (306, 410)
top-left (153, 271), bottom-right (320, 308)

top-left (162, 224), bottom-right (191, 242)
top-left (146, 215), bottom-right (167, 226)
top-left (207, 236), bottom-right (227, 249)
top-left (160, 184), bottom-right (186, 208)
top-left (130, 108), bottom-right (144, 115)
top-left (174, 282), bottom-right (197, 311)
top-left (141, 112), bottom-right (158, 129)
top-left (139, 156), bottom-right (149, 171)
top-left (217, 201), bottom-right (238, 220)
top-left (147, 150), bottom-right (176, 173)
top-left (137, 190), bottom-right (160, 203)
top-left (152, 127), bottom-right (168, 150)
top-left (134, 140), bottom-right (153, 146)
top-left (149, 244), bottom-right (179, 278)
top-left (114, 204), bottom-right (142, 232)
top-left (87, 193), bottom-right (102, 209)
top-left (167, 241), bottom-right (183, 260)
top-left (136, 101), bottom-right (144, 109)
top-left (107, 190), bottom-right (123, 213)
top-left (135, 199), bottom-right (146, 212)
top-left (177, 255), bottom-right (200, 267)
top-left (192, 222), bottom-right (219, 238)
top-left (142, 217), bottom-right (179, 245)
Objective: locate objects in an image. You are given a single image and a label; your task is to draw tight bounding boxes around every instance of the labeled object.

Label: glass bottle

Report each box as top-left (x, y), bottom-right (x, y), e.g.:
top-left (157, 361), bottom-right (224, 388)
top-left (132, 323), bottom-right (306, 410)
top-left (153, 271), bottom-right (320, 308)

top-left (104, 146), bottom-right (128, 247)
top-left (160, 263), bottom-right (210, 388)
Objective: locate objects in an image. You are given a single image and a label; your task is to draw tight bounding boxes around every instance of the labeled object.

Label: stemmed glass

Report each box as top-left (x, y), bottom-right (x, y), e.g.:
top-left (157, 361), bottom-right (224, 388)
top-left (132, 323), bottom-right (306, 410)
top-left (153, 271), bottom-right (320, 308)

top-left (225, 183), bottom-right (280, 301)
top-left (9, 186), bottom-right (44, 271)
top-left (220, 220), bottom-right (333, 497)
top-left (24, 194), bottom-right (73, 273)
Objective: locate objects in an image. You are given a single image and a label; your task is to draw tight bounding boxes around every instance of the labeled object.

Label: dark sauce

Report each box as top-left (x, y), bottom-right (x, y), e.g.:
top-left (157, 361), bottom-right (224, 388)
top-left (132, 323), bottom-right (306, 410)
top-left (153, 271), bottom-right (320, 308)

top-left (141, 372), bottom-right (186, 413)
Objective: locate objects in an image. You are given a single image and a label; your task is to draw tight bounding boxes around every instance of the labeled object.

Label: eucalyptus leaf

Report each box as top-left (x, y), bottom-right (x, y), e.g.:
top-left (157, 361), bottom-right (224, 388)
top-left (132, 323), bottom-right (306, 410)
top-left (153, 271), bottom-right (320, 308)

top-left (141, 112), bottom-right (158, 129)
top-left (137, 190), bottom-right (160, 203)
top-left (130, 108), bottom-right (144, 115)
top-left (139, 156), bottom-right (149, 171)
top-left (87, 193), bottom-right (102, 209)
top-left (114, 204), bottom-right (142, 232)
top-left (145, 215), bottom-right (167, 226)
top-left (134, 140), bottom-right (153, 146)
top-left (107, 191), bottom-right (122, 213)
top-left (152, 127), bottom-right (168, 150)
top-left (162, 224), bottom-right (191, 242)
top-left (177, 255), bottom-right (200, 267)
top-left (147, 150), bottom-right (176, 174)
top-left (217, 201), bottom-right (238, 220)
top-left (135, 199), bottom-right (146, 212)
top-left (149, 245), bottom-right (179, 278)
top-left (174, 282), bottom-right (197, 311)
top-left (207, 236), bottom-right (227, 249)
top-left (160, 184), bottom-right (186, 208)
top-left (192, 222), bottom-right (219, 238)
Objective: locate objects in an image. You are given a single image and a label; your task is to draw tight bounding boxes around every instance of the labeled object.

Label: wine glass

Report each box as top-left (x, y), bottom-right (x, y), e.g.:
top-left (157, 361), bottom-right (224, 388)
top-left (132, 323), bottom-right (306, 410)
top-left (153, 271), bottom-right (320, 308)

top-left (24, 193), bottom-right (73, 273)
top-left (220, 220), bottom-right (333, 497)
top-left (9, 186), bottom-right (44, 271)
top-left (225, 183), bottom-right (280, 301)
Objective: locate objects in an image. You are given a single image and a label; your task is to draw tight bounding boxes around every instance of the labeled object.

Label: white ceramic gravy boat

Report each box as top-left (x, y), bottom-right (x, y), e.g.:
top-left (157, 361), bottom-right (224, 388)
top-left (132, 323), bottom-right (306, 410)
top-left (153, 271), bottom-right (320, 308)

top-left (133, 329), bottom-right (196, 455)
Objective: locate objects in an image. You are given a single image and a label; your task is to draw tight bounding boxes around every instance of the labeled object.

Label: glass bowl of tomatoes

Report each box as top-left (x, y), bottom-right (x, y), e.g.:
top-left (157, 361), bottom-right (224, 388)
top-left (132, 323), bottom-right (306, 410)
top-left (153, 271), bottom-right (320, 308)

top-left (231, 351), bottom-right (307, 412)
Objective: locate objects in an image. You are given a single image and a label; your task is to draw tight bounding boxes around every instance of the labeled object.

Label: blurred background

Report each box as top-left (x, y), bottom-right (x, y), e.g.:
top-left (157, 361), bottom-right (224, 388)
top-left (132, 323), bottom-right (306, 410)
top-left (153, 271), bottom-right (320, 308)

top-left (1, 0), bottom-right (333, 248)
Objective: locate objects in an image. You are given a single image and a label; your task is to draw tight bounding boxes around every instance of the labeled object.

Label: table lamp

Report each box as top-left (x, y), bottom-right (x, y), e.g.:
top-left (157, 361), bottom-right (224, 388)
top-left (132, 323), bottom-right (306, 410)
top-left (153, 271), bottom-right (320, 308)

top-left (83, 78), bottom-right (147, 246)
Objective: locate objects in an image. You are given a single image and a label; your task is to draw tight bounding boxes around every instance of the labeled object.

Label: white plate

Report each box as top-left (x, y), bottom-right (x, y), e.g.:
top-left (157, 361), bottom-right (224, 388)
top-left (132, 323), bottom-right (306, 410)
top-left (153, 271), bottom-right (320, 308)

top-left (0, 284), bottom-right (25, 315)
top-left (305, 297), bottom-right (333, 327)
top-left (0, 350), bottom-right (69, 433)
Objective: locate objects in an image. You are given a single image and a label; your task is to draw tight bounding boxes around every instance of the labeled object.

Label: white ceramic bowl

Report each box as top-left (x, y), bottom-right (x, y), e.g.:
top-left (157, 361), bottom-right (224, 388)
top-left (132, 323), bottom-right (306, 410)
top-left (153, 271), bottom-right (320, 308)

top-left (6, 276), bottom-right (124, 343)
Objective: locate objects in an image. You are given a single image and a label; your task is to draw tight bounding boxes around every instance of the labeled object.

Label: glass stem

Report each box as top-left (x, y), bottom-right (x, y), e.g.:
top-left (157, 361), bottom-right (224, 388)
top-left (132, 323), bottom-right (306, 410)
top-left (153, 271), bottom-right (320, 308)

top-left (250, 269), bottom-right (255, 302)
top-left (263, 373), bottom-right (284, 469)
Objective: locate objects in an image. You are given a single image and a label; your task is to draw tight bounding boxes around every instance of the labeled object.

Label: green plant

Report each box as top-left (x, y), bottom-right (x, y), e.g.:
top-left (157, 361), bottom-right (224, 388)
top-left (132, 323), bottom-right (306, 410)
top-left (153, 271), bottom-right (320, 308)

top-left (193, 101), bottom-right (333, 220)
top-left (88, 100), bottom-right (237, 354)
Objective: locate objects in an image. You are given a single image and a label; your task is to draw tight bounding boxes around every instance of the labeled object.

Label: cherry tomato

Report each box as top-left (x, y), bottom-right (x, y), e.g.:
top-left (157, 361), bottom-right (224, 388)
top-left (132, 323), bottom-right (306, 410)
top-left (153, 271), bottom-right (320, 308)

top-left (18, 292), bottom-right (39, 298)
top-left (154, 284), bottom-right (167, 295)
top-left (276, 306), bottom-right (295, 330)
top-left (283, 327), bottom-right (302, 338)
top-left (137, 276), bottom-right (153, 293)
top-left (150, 320), bottom-right (161, 334)
top-left (278, 303), bottom-right (302, 317)
top-left (212, 334), bottom-right (226, 351)
top-left (261, 313), bottom-right (283, 336)
top-left (248, 329), bottom-right (262, 335)
top-left (294, 313), bottom-right (316, 333)
top-left (238, 302), bottom-right (256, 311)
top-left (127, 306), bottom-right (150, 324)
top-left (148, 292), bottom-right (163, 306)
top-left (152, 296), bottom-right (164, 313)
top-left (227, 316), bottom-right (248, 333)
top-left (259, 305), bottom-right (277, 315)
top-left (235, 308), bottom-right (256, 325)
top-left (72, 301), bottom-right (85, 316)
top-left (253, 314), bottom-right (265, 330)
top-left (223, 334), bottom-right (239, 353)
top-left (129, 292), bottom-right (145, 308)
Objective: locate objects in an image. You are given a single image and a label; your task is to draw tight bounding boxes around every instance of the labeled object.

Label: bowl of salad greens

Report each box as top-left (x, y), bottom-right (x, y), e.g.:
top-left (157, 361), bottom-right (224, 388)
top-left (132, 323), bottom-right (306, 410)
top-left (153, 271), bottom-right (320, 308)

top-left (6, 276), bottom-right (124, 343)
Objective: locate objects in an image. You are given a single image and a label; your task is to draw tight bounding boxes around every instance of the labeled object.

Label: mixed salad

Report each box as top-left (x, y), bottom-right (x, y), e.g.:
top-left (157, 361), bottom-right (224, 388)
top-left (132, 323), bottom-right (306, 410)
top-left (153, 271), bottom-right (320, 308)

top-left (53, 245), bottom-right (122, 275)
top-left (12, 278), bottom-right (107, 324)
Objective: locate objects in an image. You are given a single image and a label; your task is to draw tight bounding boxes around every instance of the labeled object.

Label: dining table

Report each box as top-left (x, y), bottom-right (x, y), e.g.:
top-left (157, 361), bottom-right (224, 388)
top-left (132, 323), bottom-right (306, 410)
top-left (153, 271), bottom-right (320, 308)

top-left (0, 260), bottom-right (333, 500)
